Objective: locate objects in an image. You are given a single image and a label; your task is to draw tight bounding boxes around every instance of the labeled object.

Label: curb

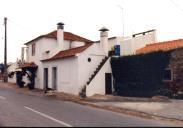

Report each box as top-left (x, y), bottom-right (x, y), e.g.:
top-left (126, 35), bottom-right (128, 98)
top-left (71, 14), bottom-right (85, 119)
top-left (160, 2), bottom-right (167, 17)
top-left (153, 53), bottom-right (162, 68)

top-left (70, 100), bottom-right (183, 126)
top-left (41, 92), bottom-right (183, 126)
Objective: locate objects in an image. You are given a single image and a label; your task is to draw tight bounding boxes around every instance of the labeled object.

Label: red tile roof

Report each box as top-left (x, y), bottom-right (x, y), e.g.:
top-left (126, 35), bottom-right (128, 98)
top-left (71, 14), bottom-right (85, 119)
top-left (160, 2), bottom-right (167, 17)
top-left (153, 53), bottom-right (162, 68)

top-left (24, 30), bottom-right (93, 45)
top-left (42, 43), bottom-right (93, 62)
top-left (19, 62), bottom-right (38, 68)
top-left (136, 39), bottom-right (183, 54)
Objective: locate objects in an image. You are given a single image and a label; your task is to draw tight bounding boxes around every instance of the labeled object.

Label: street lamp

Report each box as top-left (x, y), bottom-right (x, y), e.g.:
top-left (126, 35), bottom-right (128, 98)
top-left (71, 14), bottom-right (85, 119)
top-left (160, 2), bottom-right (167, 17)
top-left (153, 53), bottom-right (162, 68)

top-left (117, 5), bottom-right (125, 37)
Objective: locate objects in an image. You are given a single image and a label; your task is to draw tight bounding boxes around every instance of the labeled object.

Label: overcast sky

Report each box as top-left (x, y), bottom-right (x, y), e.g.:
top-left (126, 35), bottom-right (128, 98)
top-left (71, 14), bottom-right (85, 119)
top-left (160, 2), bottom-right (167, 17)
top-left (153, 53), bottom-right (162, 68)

top-left (0, 0), bottom-right (183, 62)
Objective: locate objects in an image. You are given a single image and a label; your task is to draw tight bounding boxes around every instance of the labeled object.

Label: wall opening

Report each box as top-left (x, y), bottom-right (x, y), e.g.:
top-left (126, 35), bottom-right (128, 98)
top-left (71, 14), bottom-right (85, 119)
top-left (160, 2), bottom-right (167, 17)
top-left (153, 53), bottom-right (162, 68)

top-left (105, 73), bottom-right (112, 94)
top-left (44, 68), bottom-right (48, 90)
top-left (52, 67), bottom-right (57, 90)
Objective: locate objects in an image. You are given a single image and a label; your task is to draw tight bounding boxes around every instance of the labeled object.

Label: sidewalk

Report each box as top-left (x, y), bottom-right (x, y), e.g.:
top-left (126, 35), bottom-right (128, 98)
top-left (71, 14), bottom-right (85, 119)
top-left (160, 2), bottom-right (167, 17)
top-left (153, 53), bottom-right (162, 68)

top-left (1, 82), bottom-right (183, 126)
top-left (84, 95), bottom-right (183, 123)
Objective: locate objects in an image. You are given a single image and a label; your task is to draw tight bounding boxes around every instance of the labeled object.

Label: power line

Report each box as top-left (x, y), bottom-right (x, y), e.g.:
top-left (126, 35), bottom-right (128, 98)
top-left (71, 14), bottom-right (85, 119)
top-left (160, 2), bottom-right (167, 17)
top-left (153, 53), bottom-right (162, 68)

top-left (7, 18), bottom-right (35, 35)
top-left (169, 0), bottom-right (183, 13)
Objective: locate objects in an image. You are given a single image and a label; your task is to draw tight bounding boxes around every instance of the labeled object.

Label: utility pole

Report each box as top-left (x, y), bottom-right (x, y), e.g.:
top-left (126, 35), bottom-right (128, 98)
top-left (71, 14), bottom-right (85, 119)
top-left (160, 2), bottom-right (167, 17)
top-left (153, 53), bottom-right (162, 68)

top-left (4, 17), bottom-right (8, 82)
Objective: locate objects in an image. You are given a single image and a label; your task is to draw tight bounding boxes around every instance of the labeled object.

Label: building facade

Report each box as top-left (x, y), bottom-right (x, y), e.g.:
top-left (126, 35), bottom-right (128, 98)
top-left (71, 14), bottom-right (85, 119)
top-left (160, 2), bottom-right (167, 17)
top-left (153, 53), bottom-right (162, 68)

top-left (21, 23), bottom-right (113, 96)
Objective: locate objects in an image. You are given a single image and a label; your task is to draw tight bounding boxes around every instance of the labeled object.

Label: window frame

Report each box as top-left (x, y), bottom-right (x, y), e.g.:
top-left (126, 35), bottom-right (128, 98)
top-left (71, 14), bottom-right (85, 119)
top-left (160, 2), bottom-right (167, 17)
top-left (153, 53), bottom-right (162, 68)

top-left (32, 43), bottom-right (36, 56)
top-left (162, 68), bottom-right (173, 82)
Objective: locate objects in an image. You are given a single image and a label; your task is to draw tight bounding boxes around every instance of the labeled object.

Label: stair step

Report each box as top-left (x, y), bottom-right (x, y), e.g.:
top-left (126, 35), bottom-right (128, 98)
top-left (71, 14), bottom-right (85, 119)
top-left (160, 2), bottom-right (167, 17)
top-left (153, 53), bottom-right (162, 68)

top-left (96, 67), bottom-right (100, 71)
top-left (86, 57), bottom-right (109, 86)
top-left (94, 70), bottom-right (98, 74)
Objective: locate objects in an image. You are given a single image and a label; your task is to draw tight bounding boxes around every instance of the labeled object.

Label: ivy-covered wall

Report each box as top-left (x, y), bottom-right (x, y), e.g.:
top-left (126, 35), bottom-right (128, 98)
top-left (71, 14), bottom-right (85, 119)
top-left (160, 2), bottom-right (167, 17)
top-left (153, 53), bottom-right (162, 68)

top-left (111, 51), bottom-right (171, 97)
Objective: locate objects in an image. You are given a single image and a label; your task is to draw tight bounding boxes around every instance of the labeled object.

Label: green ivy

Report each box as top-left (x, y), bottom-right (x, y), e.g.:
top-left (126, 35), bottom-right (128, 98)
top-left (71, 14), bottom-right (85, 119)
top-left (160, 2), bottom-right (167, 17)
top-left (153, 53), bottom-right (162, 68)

top-left (111, 51), bottom-right (171, 97)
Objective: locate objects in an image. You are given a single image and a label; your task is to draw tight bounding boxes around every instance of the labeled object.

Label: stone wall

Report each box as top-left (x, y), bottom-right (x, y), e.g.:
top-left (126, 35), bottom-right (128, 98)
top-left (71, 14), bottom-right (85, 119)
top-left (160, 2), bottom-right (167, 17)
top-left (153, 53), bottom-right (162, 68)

top-left (166, 48), bottom-right (183, 92)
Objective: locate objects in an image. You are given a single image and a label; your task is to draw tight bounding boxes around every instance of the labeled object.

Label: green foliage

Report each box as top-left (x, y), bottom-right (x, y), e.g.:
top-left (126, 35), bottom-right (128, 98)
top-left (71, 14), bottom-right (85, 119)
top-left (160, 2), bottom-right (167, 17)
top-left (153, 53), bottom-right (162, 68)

top-left (111, 51), bottom-right (171, 97)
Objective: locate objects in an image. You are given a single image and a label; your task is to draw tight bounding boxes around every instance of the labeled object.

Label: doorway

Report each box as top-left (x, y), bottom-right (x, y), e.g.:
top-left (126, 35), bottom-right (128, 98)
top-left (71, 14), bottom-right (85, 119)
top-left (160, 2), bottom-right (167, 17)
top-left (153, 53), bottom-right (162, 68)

top-left (105, 73), bottom-right (112, 94)
top-left (52, 67), bottom-right (57, 90)
top-left (44, 68), bottom-right (48, 90)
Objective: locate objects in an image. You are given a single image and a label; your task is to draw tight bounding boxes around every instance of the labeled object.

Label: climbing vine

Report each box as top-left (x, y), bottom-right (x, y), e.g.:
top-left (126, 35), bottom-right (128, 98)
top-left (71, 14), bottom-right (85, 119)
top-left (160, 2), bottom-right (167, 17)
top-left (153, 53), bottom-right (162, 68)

top-left (111, 51), bottom-right (171, 97)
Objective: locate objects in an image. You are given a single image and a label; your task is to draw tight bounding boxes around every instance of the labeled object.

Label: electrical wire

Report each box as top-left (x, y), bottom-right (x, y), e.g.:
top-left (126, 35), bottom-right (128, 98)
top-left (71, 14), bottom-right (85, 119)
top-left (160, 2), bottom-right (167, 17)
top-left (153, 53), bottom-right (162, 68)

top-left (7, 18), bottom-right (35, 36)
top-left (169, 0), bottom-right (183, 12)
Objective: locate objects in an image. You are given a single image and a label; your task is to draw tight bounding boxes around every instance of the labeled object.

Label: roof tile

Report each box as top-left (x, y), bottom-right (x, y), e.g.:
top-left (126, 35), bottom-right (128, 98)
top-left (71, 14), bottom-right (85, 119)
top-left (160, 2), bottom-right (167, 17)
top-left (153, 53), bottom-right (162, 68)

top-left (42, 43), bottom-right (93, 61)
top-left (136, 39), bottom-right (183, 54)
top-left (19, 62), bottom-right (38, 68)
top-left (25, 30), bottom-right (93, 45)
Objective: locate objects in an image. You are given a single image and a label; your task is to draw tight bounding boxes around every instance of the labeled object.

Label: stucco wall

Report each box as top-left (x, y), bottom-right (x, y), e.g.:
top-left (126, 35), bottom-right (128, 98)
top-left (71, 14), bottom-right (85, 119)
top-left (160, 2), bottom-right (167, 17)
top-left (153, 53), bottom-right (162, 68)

top-left (41, 43), bottom-right (107, 95)
top-left (131, 31), bottom-right (157, 54)
top-left (42, 43), bottom-right (106, 95)
top-left (26, 38), bottom-right (57, 89)
top-left (42, 57), bottom-right (79, 95)
top-left (27, 38), bottom-right (57, 62)
top-left (71, 41), bottom-right (85, 48)
top-left (108, 38), bottom-right (117, 51)
top-left (86, 58), bottom-right (112, 96)
top-left (78, 44), bottom-right (105, 92)
top-left (26, 37), bottom-right (74, 89)
top-left (103, 31), bottom-right (157, 56)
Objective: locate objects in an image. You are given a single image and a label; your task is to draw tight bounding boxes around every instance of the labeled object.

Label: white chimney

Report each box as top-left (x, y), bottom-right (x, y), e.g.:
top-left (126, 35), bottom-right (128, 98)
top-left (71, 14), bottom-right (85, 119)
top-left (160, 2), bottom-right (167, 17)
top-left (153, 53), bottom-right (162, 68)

top-left (99, 27), bottom-right (109, 55)
top-left (57, 22), bottom-right (64, 50)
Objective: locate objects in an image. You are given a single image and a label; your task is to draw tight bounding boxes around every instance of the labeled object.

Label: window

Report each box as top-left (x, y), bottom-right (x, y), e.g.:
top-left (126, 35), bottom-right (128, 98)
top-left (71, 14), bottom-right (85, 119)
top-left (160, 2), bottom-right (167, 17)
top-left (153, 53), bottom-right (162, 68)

top-left (88, 58), bottom-right (91, 62)
top-left (32, 43), bottom-right (36, 56)
top-left (163, 69), bottom-right (172, 81)
top-left (52, 67), bottom-right (57, 90)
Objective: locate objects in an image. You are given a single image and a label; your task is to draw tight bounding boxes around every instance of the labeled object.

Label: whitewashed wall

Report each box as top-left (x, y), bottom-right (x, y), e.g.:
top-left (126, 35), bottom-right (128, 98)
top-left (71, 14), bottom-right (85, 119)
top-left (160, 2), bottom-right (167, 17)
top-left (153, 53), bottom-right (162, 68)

top-left (26, 38), bottom-right (93, 91)
top-left (26, 37), bottom-right (73, 89)
top-left (26, 38), bottom-right (56, 89)
top-left (131, 31), bottom-right (156, 54)
top-left (63, 40), bottom-right (71, 50)
top-left (27, 38), bottom-right (57, 62)
top-left (86, 58), bottom-right (112, 96)
top-left (71, 41), bottom-right (85, 48)
top-left (120, 38), bottom-right (133, 56)
top-left (108, 37), bottom-right (117, 51)
top-left (42, 57), bottom-right (79, 95)
top-left (42, 43), bottom-right (106, 95)
top-left (78, 44), bottom-right (106, 92)
top-left (106, 30), bottom-right (157, 56)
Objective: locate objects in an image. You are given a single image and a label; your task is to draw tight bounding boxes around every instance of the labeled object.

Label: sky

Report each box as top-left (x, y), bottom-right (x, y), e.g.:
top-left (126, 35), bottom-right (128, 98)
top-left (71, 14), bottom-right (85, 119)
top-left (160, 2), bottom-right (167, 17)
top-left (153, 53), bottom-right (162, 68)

top-left (0, 0), bottom-right (183, 62)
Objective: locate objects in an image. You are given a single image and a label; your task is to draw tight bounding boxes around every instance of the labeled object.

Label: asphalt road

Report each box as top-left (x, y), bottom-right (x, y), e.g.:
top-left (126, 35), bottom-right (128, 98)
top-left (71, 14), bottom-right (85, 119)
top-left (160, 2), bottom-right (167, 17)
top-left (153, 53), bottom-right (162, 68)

top-left (0, 86), bottom-right (176, 127)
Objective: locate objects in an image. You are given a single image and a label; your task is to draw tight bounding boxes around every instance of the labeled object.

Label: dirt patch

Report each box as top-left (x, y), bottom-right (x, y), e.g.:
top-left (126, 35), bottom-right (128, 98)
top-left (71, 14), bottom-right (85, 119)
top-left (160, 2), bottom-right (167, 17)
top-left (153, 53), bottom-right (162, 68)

top-left (87, 94), bottom-right (158, 102)
top-left (151, 95), bottom-right (170, 102)
top-left (0, 82), bottom-right (17, 89)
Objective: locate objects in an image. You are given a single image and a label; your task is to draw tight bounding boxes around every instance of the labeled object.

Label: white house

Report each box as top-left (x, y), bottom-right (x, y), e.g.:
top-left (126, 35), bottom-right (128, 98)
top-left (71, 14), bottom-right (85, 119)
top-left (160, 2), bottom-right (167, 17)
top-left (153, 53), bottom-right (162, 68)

top-left (19, 23), bottom-right (113, 96)
top-left (19, 22), bottom-right (157, 97)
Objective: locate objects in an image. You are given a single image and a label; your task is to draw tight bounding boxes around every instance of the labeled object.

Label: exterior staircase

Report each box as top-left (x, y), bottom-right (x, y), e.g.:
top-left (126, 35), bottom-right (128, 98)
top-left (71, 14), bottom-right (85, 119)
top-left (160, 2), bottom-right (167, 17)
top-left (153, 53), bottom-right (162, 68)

top-left (79, 56), bottom-right (109, 98)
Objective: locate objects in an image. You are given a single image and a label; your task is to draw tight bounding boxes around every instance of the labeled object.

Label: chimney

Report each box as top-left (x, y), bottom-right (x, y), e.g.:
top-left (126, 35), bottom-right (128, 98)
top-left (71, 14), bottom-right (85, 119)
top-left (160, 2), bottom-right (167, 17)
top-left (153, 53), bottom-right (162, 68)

top-left (99, 27), bottom-right (109, 55)
top-left (57, 22), bottom-right (64, 50)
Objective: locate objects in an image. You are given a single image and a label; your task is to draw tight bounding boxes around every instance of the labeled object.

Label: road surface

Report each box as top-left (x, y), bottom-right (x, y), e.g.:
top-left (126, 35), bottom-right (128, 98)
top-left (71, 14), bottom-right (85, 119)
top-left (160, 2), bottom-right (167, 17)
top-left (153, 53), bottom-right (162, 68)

top-left (0, 86), bottom-right (177, 127)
